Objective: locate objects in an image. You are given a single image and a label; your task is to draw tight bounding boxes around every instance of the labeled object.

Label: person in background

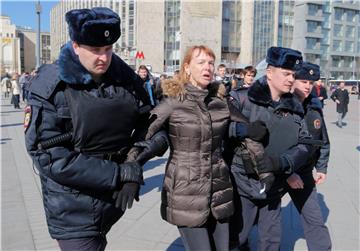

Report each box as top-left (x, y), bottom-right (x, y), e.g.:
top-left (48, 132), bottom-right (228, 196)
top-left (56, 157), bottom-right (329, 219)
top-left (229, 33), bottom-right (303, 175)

top-left (138, 65), bottom-right (157, 107)
top-left (145, 45), bottom-right (234, 251)
top-left (215, 63), bottom-right (232, 94)
top-left (19, 72), bottom-right (30, 102)
top-left (24, 7), bottom-right (167, 251)
top-left (153, 73), bottom-right (167, 102)
top-left (311, 79), bottom-right (328, 108)
top-left (290, 61), bottom-right (331, 251)
top-left (231, 68), bottom-right (245, 90)
top-left (330, 81), bottom-right (349, 128)
top-left (238, 65), bottom-right (257, 89)
top-left (11, 73), bottom-right (21, 109)
top-left (1, 75), bottom-right (11, 98)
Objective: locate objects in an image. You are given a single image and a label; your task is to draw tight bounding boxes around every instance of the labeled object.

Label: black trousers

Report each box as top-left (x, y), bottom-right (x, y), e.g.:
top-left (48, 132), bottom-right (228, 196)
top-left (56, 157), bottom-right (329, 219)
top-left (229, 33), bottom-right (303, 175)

top-left (288, 183), bottom-right (331, 251)
top-left (57, 235), bottom-right (107, 251)
top-left (235, 196), bottom-right (281, 251)
top-left (178, 215), bottom-right (229, 251)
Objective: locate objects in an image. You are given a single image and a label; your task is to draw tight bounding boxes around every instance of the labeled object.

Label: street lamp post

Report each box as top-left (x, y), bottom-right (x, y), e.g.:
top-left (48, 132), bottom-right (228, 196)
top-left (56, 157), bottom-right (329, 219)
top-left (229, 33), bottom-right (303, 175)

top-left (36, 1), bottom-right (41, 69)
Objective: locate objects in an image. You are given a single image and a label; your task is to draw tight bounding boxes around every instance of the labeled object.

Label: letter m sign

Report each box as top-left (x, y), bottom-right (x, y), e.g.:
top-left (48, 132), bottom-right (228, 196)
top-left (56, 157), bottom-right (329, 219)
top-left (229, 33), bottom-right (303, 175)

top-left (135, 51), bottom-right (145, 59)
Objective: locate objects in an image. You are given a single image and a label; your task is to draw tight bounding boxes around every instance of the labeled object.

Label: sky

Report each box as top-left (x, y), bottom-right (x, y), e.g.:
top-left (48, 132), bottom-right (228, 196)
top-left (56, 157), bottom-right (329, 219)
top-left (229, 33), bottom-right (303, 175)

top-left (1, 0), bottom-right (60, 32)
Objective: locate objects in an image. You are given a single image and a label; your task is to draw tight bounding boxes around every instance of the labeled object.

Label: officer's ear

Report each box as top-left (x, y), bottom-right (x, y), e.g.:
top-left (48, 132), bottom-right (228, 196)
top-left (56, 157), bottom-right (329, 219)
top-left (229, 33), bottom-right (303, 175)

top-left (72, 41), bottom-right (80, 56)
top-left (266, 66), bottom-right (273, 81)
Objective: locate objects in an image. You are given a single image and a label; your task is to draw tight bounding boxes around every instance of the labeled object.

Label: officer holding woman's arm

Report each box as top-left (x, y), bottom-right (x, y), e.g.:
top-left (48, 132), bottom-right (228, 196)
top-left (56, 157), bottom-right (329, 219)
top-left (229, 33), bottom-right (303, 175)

top-left (24, 8), bottom-right (167, 251)
top-left (227, 47), bottom-right (312, 250)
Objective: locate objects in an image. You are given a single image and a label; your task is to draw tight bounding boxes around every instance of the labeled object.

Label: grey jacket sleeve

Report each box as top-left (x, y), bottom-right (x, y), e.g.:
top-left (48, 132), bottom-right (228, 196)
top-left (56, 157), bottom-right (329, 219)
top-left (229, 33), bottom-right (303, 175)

top-left (315, 117), bottom-right (330, 173)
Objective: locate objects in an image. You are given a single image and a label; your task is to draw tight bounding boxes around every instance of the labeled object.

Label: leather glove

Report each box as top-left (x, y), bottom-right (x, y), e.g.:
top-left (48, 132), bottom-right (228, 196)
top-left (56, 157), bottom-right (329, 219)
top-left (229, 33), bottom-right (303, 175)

top-left (233, 121), bottom-right (268, 142)
top-left (134, 130), bottom-right (169, 166)
top-left (258, 155), bottom-right (291, 174)
top-left (118, 161), bottom-right (143, 184)
top-left (246, 121), bottom-right (268, 142)
top-left (112, 182), bottom-right (140, 211)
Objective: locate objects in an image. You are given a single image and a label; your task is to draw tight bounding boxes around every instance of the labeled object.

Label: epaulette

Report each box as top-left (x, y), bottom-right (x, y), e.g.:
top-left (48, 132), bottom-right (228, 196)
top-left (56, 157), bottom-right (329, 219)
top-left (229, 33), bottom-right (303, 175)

top-left (28, 63), bottom-right (61, 100)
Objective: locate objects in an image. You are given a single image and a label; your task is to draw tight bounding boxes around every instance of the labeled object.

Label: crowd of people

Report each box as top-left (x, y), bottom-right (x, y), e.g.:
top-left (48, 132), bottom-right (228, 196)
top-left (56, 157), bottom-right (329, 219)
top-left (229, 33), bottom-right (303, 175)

top-left (1, 6), bottom-right (341, 251)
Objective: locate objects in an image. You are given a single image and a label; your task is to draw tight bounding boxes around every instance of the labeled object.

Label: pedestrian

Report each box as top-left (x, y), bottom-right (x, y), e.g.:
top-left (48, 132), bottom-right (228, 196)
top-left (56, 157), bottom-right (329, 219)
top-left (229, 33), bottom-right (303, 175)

top-left (215, 63), bottom-right (232, 94)
top-left (153, 73), bottom-right (167, 102)
top-left (330, 81), bottom-right (349, 128)
top-left (290, 61), bottom-right (331, 251)
top-left (233, 65), bottom-right (257, 90)
top-left (19, 72), bottom-right (30, 102)
top-left (24, 7), bottom-right (168, 251)
top-left (311, 79), bottom-right (328, 107)
top-left (137, 65), bottom-right (157, 107)
top-left (11, 73), bottom-right (21, 109)
top-left (144, 45), bottom-right (234, 251)
top-left (227, 46), bottom-right (311, 251)
top-left (231, 68), bottom-right (245, 90)
top-left (1, 75), bottom-right (11, 98)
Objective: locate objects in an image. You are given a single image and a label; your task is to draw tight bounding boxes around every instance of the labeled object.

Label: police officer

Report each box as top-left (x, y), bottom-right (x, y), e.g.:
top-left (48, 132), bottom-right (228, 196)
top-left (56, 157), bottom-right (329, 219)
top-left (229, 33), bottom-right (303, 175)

top-left (24, 7), bottom-right (167, 251)
top-left (227, 46), bottom-right (311, 250)
top-left (290, 62), bottom-right (331, 250)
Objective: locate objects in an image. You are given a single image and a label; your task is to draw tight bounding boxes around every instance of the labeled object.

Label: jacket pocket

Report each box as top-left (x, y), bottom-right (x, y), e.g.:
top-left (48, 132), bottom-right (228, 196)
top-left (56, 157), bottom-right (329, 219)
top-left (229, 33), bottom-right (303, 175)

top-left (45, 178), bottom-right (96, 229)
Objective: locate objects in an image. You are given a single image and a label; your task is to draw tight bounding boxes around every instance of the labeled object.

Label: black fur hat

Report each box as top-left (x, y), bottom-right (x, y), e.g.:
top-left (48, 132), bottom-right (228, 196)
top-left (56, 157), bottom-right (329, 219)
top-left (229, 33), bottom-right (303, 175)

top-left (295, 61), bottom-right (320, 81)
top-left (65, 7), bottom-right (121, 46)
top-left (266, 46), bottom-right (303, 70)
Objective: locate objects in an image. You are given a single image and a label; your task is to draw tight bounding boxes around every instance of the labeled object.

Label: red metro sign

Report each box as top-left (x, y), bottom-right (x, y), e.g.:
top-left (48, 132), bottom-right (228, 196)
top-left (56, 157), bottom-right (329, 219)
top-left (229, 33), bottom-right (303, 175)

top-left (135, 51), bottom-right (145, 59)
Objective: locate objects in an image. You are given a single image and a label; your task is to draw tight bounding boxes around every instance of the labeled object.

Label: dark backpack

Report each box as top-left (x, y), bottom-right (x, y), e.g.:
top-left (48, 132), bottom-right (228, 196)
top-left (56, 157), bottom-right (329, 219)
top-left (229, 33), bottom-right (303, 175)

top-left (5, 79), bottom-right (11, 89)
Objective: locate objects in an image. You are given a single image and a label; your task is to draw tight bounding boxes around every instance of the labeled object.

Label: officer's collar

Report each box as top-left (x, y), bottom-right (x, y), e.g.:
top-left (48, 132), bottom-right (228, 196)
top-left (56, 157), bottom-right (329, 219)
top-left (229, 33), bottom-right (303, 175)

top-left (248, 76), bottom-right (304, 115)
top-left (58, 41), bottom-right (122, 85)
top-left (304, 93), bottom-right (323, 114)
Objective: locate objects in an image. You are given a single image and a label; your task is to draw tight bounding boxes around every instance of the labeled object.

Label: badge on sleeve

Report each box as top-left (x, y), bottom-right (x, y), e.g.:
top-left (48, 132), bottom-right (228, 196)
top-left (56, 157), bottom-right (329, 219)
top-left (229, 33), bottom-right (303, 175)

top-left (313, 119), bottom-right (321, 129)
top-left (24, 105), bottom-right (32, 133)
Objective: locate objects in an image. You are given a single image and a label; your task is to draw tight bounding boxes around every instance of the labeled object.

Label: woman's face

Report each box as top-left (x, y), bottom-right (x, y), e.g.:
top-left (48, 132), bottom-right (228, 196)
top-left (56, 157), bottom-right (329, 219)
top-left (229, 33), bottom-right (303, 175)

top-left (185, 50), bottom-right (215, 89)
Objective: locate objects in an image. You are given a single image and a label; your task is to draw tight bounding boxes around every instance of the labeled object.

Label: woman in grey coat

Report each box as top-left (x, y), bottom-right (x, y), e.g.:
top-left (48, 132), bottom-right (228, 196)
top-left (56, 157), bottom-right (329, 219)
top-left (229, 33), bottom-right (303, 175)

top-left (145, 45), bottom-right (234, 251)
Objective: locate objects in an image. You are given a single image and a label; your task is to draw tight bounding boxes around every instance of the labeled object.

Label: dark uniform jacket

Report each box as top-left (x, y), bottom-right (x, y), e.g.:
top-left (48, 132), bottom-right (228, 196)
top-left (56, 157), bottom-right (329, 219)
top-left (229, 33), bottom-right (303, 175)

top-left (227, 76), bottom-right (311, 200)
top-left (331, 88), bottom-right (349, 114)
top-left (24, 42), bottom-right (150, 240)
top-left (299, 94), bottom-right (330, 176)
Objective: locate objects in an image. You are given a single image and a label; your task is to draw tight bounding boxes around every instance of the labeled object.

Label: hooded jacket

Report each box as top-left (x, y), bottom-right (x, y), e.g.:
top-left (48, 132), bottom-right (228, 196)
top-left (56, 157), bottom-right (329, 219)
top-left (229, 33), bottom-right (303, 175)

top-left (146, 80), bottom-right (234, 227)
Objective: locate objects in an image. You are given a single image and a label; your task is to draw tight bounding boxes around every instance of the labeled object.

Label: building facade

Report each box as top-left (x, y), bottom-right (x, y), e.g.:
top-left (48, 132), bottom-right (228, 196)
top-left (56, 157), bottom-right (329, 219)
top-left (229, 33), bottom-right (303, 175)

top-left (292, 0), bottom-right (360, 80)
top-left (0, 15), bottom-right (21, 75)
top-left (50, 0), bottom-right (222, 73)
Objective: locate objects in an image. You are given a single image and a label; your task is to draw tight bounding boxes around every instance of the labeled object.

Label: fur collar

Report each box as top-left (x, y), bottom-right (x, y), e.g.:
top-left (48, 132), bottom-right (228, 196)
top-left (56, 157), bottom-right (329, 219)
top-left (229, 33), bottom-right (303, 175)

top-left (58, 41), bottom-right (126, 85)
top-left (304, 93), bottom-right (323, 114)
top-left (161, 79), bottom-right (226, 101)
top-left (248, 76), bottom-right (304, 115)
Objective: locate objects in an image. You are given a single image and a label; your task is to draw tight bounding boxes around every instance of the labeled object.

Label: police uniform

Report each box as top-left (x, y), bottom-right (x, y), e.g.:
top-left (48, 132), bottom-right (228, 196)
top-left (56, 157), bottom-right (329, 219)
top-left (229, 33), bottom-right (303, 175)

top-left (24, 8), bottom-right (151, 251)
top-left (227, 47), bottom-right (312, 250)
top-left (288, 62), bottom-right (331, 251)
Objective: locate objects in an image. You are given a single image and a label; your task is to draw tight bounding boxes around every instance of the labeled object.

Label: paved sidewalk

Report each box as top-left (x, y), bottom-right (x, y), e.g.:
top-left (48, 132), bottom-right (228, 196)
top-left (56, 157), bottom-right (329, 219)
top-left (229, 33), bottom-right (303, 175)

top-left (1, 94), bottom-right (359, 251)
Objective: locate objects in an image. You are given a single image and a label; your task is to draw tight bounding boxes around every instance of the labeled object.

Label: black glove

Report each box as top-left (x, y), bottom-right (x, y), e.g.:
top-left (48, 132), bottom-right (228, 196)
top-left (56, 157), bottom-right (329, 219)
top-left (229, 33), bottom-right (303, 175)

top-left (247, 121), bottom-right (268, 142)
top-left (258, 155), bottom-right (291, 174)
top-left (134, 130), bottom-right (169, 166)
top-left (118, 161), bottom-right (143, 183)
top-left (112, 182), bottom-right (140, 211)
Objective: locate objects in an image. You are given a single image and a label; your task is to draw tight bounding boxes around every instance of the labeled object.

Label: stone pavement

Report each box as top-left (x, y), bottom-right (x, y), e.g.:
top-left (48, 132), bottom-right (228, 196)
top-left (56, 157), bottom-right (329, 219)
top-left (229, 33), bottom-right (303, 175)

top-left (1, 94), bottom-right (359, 251)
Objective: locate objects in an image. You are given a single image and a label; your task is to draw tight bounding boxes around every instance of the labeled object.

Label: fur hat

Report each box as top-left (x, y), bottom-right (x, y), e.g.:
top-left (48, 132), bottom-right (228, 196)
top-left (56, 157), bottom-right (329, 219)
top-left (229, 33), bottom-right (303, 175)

top-left (266, 46), bottom-right (303, 70)
top-left (65, 7), bottom-right (121, 46)
top-left (295, 62), bottom-right (320, 81)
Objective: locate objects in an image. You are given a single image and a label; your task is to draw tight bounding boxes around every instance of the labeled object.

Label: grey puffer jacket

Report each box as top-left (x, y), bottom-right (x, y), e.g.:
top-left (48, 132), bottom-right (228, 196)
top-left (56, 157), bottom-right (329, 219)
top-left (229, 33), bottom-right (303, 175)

top-left (146, 80), bottom-right (234, 227)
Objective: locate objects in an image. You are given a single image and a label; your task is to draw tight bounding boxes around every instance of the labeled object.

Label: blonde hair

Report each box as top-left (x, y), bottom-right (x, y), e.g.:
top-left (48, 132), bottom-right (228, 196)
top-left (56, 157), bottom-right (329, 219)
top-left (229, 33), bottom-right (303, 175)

top-left (178, 45), bottom-right (216, 85)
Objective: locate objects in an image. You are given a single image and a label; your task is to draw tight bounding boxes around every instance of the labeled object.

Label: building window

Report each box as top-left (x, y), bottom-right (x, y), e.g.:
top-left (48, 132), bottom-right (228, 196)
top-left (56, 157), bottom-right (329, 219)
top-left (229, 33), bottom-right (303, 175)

top-left (346, 10), bottom-right (356, 22)
top-left (334, 24), bottom-right (343, 37)
top-left (334, 8), bottom-right (343, 21)
top-left (343, 57), bottom-right (353, 68)
top-left (308, 4), bottom-right (318, 16)
top-left (346, 26), bottom-right (355, 38)
top-left (332, 56), bottom-right (341, 67)
top-left (306, 38), bottom-right (317, 50)
top-left (307, 21), bottom-right (318, 33)
top-left (345, 41), bottom-right (354, 52)
top-left (333, 40), bottom-right (342, 51)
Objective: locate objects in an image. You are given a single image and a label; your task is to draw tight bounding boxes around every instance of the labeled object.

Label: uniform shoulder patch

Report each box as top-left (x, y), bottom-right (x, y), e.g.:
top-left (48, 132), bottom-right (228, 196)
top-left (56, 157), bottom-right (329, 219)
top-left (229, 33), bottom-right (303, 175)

top-left (313, 118), bottom-right (321, 129)
top-left (24, 105), bottom-right (32, 133)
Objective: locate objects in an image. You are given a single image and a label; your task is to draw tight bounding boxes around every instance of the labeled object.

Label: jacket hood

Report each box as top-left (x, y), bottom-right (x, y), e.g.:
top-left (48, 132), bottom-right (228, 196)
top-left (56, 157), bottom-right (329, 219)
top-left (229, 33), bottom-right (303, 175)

top-left (161, 78), bottom-right (226, 101)
top-left (248, 76), bottom-right (304, 115)
top-left (58, 41), bottom-right (126, 85)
